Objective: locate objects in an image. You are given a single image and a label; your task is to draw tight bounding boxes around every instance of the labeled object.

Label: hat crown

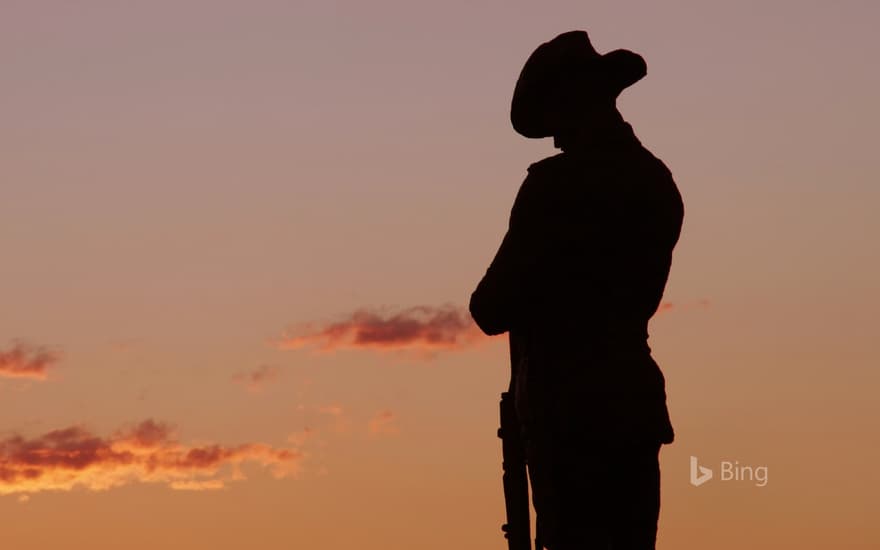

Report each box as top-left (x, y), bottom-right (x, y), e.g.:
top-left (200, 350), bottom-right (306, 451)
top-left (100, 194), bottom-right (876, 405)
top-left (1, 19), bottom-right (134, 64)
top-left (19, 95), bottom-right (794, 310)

top-left (510, 30), bottom-right (646, 139)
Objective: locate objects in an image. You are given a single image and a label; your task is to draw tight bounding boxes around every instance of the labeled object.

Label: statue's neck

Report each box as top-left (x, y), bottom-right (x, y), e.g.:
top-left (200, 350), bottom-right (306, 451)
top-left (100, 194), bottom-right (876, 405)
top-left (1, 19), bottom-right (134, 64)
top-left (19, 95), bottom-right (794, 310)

top-left (553, 110), bottom-right (636, 151)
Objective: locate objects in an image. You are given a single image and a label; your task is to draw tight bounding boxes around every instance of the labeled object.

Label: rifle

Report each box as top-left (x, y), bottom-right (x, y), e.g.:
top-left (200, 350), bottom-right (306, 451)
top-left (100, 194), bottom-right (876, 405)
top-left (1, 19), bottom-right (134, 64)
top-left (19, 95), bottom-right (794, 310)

top-left (498, 330), bottom-right (536, 550)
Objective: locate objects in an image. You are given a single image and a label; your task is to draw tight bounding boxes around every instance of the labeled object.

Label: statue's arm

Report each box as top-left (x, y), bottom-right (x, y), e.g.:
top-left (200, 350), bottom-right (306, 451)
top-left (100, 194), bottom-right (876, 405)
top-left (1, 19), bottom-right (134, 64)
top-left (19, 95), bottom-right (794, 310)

top-left (469, 175), bottom-right (544, 336)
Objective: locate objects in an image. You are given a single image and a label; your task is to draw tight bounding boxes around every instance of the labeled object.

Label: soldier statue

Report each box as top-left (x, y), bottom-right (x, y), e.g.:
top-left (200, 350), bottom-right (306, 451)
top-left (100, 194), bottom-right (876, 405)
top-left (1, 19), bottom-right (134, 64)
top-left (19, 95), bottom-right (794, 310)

top-left (470, 30), bottom-right (684, 550)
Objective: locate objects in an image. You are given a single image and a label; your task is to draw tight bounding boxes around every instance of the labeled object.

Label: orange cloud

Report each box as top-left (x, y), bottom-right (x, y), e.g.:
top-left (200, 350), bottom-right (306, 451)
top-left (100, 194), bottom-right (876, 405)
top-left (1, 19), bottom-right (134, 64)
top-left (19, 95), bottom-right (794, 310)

top-left (317, 404), bottom-right (350, 434)
top-left (273, 304), bottom-right (485, 354)
top-left (0, 340), bottom-right (59, 380)
top-left (0, 419), bottom-right (303, 496)
top-left (318, 404), bottom-right (344, 416)
top-left (368, 409), bottom-right (399, 436)
top-left (656, 299), bottom-right (710, 314)
top-left (232, 365), bottom-right (281, 392)
top-left (287, 427), bottom-right (316, 447)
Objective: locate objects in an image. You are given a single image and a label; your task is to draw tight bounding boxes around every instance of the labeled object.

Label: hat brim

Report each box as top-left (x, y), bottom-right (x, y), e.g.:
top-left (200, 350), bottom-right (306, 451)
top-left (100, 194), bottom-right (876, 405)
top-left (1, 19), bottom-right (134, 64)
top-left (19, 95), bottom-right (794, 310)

top-left (510, 36), bottom-right (647, 139)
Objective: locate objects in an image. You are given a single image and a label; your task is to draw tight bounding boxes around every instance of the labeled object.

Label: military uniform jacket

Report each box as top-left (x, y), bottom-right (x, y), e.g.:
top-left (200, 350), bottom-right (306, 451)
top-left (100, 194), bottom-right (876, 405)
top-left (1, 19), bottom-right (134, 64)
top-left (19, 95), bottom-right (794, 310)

top-left (469, 122), bottom-right (683, 445)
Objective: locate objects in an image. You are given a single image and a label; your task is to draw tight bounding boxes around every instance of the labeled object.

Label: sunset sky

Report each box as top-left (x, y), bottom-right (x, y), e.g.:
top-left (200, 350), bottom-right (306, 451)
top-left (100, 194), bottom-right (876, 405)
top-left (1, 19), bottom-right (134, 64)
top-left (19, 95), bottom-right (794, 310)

top-left (2, 1), bottom-right (879, 549)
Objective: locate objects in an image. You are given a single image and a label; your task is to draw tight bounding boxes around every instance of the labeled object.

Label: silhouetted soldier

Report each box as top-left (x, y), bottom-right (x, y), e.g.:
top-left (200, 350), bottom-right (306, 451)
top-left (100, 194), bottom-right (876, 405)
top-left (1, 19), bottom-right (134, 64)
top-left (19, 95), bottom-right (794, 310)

top-left (470, 31), bottom-right (683, 550)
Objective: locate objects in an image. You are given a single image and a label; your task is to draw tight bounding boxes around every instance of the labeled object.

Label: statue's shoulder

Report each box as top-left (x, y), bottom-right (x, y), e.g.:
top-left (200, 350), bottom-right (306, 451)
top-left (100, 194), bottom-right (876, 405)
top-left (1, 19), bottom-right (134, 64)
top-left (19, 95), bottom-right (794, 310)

top-left (526, 152), bottom-right (567, 177)
top-left (509, 154), bottom-right (567, 220)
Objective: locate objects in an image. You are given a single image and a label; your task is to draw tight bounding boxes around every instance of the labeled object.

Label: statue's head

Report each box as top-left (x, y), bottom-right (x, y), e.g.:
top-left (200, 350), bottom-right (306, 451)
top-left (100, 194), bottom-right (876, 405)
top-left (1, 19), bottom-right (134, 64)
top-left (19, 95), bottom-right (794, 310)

top-left (510, 30), bottom-right (647, 139)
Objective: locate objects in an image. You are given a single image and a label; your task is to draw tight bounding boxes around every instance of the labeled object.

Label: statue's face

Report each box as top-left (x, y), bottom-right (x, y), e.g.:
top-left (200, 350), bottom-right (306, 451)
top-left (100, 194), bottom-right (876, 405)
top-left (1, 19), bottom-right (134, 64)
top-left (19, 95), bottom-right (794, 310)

top-left (542, 83), bottom-right (616, 135)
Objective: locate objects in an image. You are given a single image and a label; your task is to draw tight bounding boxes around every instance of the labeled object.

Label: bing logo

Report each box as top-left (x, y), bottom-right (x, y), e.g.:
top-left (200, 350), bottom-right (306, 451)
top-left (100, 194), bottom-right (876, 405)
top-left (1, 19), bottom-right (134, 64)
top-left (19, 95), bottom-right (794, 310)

top-left (689, 455), bottom-right (768, 487)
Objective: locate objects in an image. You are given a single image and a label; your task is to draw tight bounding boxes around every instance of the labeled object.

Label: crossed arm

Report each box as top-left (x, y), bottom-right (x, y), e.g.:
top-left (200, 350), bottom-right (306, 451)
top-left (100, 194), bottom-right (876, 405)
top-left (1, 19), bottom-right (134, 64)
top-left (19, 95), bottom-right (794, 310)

top-left (469, 175), bottom-right (545, 336)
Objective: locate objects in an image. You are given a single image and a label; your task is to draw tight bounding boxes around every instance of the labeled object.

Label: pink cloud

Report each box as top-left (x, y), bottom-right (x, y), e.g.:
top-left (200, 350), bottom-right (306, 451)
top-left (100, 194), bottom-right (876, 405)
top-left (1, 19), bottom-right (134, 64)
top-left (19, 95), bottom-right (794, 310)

top-left (0, 419), bottom-right (303, 496)
top-left (656, 299), bottom-right (710, 314)
top-left (272, 304), bottom-right (485, 355)
top-left (287, 427), bottom-right (316, 447)
top-left (368, 409), bottom-right (399, 436)
top-left (317, 404), bottom-right (350, 434)
top-left (232, 365), bottom-right (281, 392)
top-left (0, 340), bottom-right (60, 381)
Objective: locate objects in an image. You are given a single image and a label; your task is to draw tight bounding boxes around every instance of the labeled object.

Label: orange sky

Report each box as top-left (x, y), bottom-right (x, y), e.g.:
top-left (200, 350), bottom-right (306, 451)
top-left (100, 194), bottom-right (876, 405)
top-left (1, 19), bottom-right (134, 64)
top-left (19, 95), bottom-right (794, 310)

top-left (2, 1), bottom-right (879, 549)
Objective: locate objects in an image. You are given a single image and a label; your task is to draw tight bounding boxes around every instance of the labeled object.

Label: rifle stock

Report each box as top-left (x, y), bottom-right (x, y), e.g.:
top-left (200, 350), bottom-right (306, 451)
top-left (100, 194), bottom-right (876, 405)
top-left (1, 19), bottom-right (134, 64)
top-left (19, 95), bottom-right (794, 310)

top-left (498, 331), bottom-right (534, 550)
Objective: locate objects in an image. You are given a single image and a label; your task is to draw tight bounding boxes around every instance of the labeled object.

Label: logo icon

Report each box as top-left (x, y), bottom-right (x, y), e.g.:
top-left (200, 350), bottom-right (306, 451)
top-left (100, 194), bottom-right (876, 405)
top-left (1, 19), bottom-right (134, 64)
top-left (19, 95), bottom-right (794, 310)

top-left (690, 455), bottom-right (713, 487)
